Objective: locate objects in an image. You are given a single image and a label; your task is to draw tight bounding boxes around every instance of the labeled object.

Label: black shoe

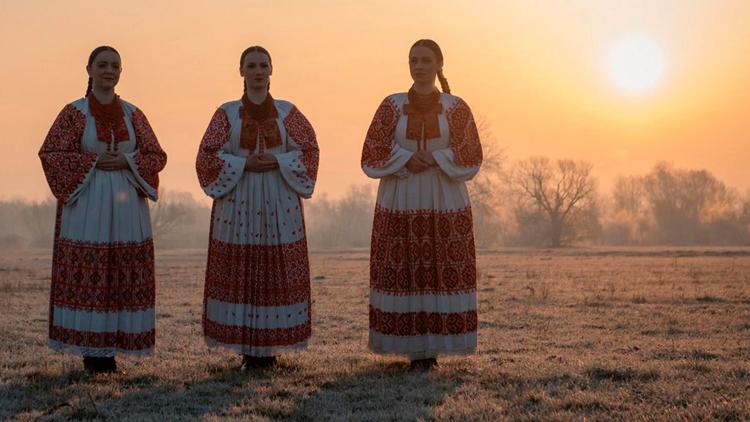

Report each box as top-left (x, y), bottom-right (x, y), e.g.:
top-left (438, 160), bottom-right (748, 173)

top-left (261, 356), bottom-right (278, 368)
top-left (409, 358), bottom-right (438, 371)
top-left (83, 356), bottom-right (98, 373)
top-left (240, 355), bottom-right (277, 371)
top-left (100, 357), bottom-right (118, 373)
top-left (82, 356), bottom-right (118, 374)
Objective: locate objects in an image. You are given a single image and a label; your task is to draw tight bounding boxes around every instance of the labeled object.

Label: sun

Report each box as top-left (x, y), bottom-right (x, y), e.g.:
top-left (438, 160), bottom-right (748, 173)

top-left (607, 35), bottom-right (666, 94)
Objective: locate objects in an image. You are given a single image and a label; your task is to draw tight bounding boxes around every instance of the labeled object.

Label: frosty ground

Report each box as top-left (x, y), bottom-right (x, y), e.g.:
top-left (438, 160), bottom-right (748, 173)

top-left (1, 248), bottom-right (749, 421)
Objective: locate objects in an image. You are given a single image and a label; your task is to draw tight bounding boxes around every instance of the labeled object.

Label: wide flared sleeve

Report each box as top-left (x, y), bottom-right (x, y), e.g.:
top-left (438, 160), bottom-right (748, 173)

top-left (276, 105), bottom-right (319, 199)
top-left (432, 98), bottom-right (483, 182)
top-left (124, 108), bottom-right (167, 200)
top-left (361, 96), bottom-right (412, 179)
top-left (196, 107), bottom-right (247, 199)
top-left (38, 104), bottom-right (98, 204)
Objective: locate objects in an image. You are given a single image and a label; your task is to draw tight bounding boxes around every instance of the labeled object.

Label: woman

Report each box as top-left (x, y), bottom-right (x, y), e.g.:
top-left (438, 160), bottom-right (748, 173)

top-left (39, 45), bottom-right (167, 373)
top-left (361, 39), bottom-right (482, 369)
top-left (196, 46), bottom-right (319, 370)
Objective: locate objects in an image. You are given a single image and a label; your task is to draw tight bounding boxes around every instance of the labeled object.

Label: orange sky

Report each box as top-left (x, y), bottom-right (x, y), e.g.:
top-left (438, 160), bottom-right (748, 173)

top-left (1, 0), bottom-right (749, 202)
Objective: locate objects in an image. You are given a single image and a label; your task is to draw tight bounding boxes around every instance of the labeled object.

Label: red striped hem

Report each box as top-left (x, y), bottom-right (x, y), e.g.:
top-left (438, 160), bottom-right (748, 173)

top-left (203, 319), bottom-right (311, 348)
top-left (369, 306), bottom-right (477, 336)
top-left (49, 326), bottom-right (154, 351)
top-left (371, 288), bottom-right (476, 297)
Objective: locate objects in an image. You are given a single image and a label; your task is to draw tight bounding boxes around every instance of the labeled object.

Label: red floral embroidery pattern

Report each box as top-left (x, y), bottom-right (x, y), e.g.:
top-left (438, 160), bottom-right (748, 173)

top-left (370, 307), bottom-right (477, 336)
top-left (370, 205), bottom-right (477, 295)
top-left (131, 108), bottom-right (167, 191)
top-left (203, 237), bottom-right (311, 307)
top-left (50, 239), bottom-right (156, 312)
top-left (446, 98), bottom-right (483, 167)
top-left (204, 319), bottom-right (310, 348)
top-left (39, 104), bottom-right (97, 203)
top-left (361, 97), bottom-right (400, 168)
top-left (283, 105), bottom-right (319, 181)
top-left (88, 94), bottom-right (130, 144)
top-left (197, 108), bottom-right (231, 188)
top-left (50, 326), bottom-right (154, 351)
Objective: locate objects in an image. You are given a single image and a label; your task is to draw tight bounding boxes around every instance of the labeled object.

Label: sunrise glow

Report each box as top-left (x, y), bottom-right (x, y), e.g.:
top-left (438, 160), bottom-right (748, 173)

top-left (607, 34), bottom-right (666, 94)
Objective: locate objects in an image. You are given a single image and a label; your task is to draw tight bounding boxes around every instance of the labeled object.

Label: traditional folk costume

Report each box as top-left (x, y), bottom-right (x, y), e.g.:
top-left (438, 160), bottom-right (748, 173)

top-left (196, 94), bottom-right (318, 356)
top-left (362, 89), bottom-right (482, 359)
top-left (39, 95), bottom-right (166, 357)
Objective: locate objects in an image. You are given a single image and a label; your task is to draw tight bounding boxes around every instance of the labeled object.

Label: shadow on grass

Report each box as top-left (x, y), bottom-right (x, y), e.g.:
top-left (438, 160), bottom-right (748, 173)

top-left (0, 360), bottom-right (266, 420)
top-left (1, 357), bottom-right (464, 420)
top-left (288, 361), bottom-right (465, 420)
top-left (0, 367), bottom-right (163, 420)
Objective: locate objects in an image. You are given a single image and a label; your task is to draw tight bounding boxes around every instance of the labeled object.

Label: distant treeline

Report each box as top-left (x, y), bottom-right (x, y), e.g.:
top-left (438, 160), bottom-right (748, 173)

top-left (4, 158), bottom-right (749, 250)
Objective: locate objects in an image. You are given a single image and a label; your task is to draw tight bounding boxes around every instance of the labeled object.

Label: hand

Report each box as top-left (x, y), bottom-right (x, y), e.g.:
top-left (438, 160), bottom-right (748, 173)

top-left (405, 153), bottom-right (430, 174)
top-left (415, 150), bottom-right (437, 167)
top-left (245, 153), bottom-right (279, 172)
top-left (96, 152), bottom-right (128, 171)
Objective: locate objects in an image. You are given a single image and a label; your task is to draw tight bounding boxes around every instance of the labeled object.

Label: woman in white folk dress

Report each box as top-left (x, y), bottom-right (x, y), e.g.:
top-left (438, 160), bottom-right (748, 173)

top-left (362, 39), bottom-right (482, 370)
top-left (196, 46), bottom-right (319, 370)
top-left (39, 45), bottom-right (167, 373)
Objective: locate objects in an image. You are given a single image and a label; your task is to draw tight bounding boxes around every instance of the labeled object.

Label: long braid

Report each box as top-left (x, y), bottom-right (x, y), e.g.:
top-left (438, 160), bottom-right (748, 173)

top-left (437, 70), bottom-right (451, 94)
top-left (85, 77), bottom-right (93, 97)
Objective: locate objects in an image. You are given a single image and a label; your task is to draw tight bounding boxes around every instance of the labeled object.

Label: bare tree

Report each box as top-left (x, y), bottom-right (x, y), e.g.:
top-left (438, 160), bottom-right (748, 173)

top-left (305, 184), bottom-right (376, 250)
top-left (150, 189), bottom-right (199, 241)
top-left (21, 198), bottom-right (55, 247)
top-left (468, 117), bottom-right (507, 248)
top-left (606, 175), bottom-right (651, 244)
top-left (643, 162), bottom-right (742, 244)
top-left (508, 157), bottom-right (598, 247)
top-left (741, 193), bottom-right (750, 243)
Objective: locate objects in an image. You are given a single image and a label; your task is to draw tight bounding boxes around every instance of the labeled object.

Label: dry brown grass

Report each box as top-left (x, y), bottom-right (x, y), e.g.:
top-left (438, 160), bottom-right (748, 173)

top-left (1, 247), bottom-right (749, 421)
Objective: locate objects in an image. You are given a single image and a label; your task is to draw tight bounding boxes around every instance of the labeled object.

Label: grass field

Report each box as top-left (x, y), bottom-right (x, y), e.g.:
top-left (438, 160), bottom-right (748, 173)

top-left (1, 248), bottom-right (749, 421)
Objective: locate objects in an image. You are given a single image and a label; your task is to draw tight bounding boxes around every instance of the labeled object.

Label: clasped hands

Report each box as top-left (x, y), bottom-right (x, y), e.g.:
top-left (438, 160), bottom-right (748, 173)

top-left (245, 153), bottom-right (279, 172)
top-left (405, 150), bottom-right (437, 174)
top-left (96, 151), bottom-right (128, 171)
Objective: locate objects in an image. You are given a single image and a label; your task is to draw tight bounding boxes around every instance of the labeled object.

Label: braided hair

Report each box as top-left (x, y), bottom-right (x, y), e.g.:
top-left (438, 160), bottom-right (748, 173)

top-left (410, 39), bottom-right (450, 94)
top-left (85, 45), bottom-right (120, 97)
top-left (240, 46), bottom-right (272, 93)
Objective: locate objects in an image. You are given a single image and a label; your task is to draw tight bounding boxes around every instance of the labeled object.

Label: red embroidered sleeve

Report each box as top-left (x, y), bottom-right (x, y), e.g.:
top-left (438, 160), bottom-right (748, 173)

top-left (283, 106), bottom-right (319, 181)
top-left (361, 97), bottom-right (399, 168)
top-left (38, 104), bottom-right (96, 203)
top-left (196, 108), bottom-right (231, 188)
top-left (446, 98), bottom-right (483, 167)
top-left (131, 108), bottom-right (167, 191)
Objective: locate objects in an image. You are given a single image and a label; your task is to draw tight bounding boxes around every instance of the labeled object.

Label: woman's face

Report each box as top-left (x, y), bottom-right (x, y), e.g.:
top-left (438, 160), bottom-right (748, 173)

top-left (240, 51), bottom-right (272, 91)
top-left (86, 50), bottom-right (121, 91)
top-left (409, 46), bottom-right (440, 85)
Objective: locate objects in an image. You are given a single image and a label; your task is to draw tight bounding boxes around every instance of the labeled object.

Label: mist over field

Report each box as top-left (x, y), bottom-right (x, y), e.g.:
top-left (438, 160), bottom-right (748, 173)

top-left (5, 157), bottom-right (749, 252)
